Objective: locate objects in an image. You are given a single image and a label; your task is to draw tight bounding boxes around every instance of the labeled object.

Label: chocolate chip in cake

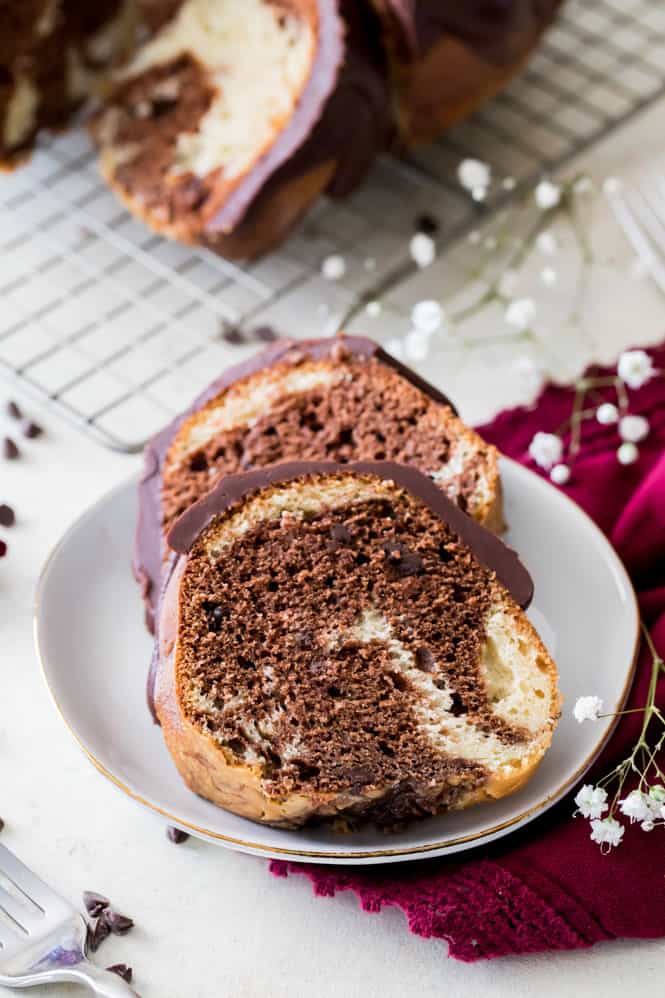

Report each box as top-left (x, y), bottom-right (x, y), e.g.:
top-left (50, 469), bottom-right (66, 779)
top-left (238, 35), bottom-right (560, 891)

top-left (87, 915), bottom-right (111, 952)
top-left (0, 504), bottom-right (15, 527)
top-left (415, 213), bottom-right (439, 236)
top-left (202, 601), bottom-right (225, 632)
top-left (107, 964), bottom-right (133, 984)
top-left (326, 523), bottom-right (352, 550)
top-left (105, 910), bottom-right (134, 936)
top-left (166, 825), bottom-right (189, 844)
top-left (6, 400), bottom-right (21, 420)
top-left (3, 437), bottom-right (19, 460)
top-left (449, 691), bottom-right (468, 716)
top-left (83, 891), bottom-right (110, 918)
top-left (22, 420), bottom-right (43, 439)
top-left (415, 646), bottom-right (434, 672)
top-left (382, 541), bottom-right (424, 577)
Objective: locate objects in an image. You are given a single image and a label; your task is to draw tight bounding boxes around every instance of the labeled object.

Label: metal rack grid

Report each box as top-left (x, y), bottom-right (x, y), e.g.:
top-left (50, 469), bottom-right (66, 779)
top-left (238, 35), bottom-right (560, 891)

top-left (1, 0), bottom-right (664, 452)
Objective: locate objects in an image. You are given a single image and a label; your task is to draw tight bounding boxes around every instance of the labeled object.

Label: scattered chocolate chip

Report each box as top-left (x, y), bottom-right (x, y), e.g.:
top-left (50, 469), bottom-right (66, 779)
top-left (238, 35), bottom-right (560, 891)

top-left (415, 646), bottom-right (434, 672)
top-left (3, 437), bottom-right (19, 460)
top-left (0, 540), bottom-right (7, 559)
top-left (105, 910), bottom-right (134, 936)
top-left (167, 825), bottom-right (189, 844)
top-left (6, 401), bottom-right (21, 420)
top-left (107, 964), bottom-right (133, 983)
top-left (22, 420), bottom-right (43, 439)
top-left (0, 817), bottom-right (4, 832)
top-left (0, 504), bottom-right (15, 527)
top-left (252, 325), bottom-right (277, 343)
top-left (83, 891), bottom-right (110, 918)
top-left (382, 541), bottom-right (424, 577)
top-left (219, 321), bottom-right (246, 345)
top-left (415, 213), bottom-right (439, 236)
top-left (87, 915), bottom-right (111, 952)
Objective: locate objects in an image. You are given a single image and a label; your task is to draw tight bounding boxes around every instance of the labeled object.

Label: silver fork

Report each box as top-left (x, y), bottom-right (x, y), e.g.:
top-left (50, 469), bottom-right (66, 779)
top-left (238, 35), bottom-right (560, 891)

top-left (0, 843), bottom-right (137, 995)
top-left (608, 165), bottom-right (665, 294)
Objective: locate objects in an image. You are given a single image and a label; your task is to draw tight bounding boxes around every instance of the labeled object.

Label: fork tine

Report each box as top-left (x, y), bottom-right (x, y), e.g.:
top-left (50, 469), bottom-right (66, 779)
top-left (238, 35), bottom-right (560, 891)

top-left (0, 844), bottom-right (66, 915)
top-left (0, 884), bottom-right (35, 935)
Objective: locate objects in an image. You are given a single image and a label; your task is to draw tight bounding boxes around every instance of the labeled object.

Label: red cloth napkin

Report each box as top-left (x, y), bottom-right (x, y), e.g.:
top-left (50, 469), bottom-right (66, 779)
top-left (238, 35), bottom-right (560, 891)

top-left (271, 343), bottom-right (665, 960)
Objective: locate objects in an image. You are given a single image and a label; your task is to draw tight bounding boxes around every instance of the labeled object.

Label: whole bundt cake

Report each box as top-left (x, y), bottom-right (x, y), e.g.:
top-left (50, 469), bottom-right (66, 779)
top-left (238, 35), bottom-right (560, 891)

top-left (153, 461), bottom-right (560, 828)
top-left (3, 1), bottom-right (564, 256)
top-left (134, 334), bottom-right (502, 633)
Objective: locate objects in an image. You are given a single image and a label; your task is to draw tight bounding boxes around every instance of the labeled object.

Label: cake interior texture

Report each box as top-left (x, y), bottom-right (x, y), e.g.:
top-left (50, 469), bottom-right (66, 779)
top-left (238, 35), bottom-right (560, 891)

top-left (94, 0), bottom-right (316, 230)
top-left (165, 470), bottom-right (558, 828)
top-left (161, 352), bottom-right (499, 542)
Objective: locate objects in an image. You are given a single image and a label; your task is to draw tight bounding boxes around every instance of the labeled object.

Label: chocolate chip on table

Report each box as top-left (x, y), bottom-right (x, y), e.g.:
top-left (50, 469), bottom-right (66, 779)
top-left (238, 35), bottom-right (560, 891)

top-left (105, 910), bottom-right (135, 936)
top-left (87, 914), bottom-right (111, 952)
top-left (219, 321), bottom-right (246, 345)
top-left (0, 816), bottom-right (4, 832)
top-left (83, 891), bottom-right (110, 918)
top-left (6, 400), bottom-right (21, 420)
top-left (3, 437), bottom-right (19, 460)
top-left (0, 504), bottom-right (15, 527)
top-left (252, 325), bottom-right (277, 343)
top-left (167, 825), bottom-right (189, 844)
top-left (22, 420), bottom-right (43, 439)
top-left (107, 964), bottom-right (133, 984)
top-left (415, 213), bottom-right (439, 236)
top-left (0, 540), bottom-right (7, 559)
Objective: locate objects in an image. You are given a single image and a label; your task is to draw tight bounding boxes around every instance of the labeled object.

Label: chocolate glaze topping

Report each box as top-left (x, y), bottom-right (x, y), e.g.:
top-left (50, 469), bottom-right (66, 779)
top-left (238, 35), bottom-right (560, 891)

top-left (167, 460), bottom-right (533, 609)
top-left (133, 334), bottom-right (457, 632)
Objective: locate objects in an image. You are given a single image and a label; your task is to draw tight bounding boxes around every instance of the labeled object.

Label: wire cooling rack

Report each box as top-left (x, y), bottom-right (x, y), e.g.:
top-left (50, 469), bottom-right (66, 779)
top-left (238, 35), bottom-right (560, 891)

top-left (1, 0), bottom-right (664, 451)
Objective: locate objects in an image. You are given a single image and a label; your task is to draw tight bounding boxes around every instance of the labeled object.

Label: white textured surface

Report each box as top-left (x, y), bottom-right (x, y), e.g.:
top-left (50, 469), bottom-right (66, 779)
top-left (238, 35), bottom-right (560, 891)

top-left (1, 100), bottom-right (665, 996)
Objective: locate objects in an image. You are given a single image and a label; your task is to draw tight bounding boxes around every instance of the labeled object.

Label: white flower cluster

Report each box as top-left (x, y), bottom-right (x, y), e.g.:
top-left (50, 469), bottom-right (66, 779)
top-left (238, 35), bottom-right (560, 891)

top-left (458, 158), bottom-right (491, 201)
top-left (573, 695), bottom-right (604, 723)
top-left (575, 783), bottom-right (665, 850)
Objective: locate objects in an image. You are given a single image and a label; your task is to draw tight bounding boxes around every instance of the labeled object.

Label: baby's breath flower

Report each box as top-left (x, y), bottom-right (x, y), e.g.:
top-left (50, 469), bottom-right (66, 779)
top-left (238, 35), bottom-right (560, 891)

top-left (660, 804), bottom-right (665, 820)
top-left (365, 300), bottom-right (382, 318)
top-left (529, 431), bottom-right (563, 470)
top-left (617, 349), bottom-right (655, 389)
top-left (410, 233), bottom-right (436, 269)
top-left (535, 230), bottom-right (558, 255)
top-left (505, 297), bottom-right (536, 331)
top-left (404, 329), bottom-right (431, 362)
top-left (617, 442), bottom-right (639, 466)
top-left (620, 790), bottom-right (654, 822)
top-left (502, 176), bottom-right (517, 191)
top-left (458, 158), bottom-right (491, 193)
top-left (574, 784), bottom-right (608, 819)
top-left (603, 176), bottom-right (623, 196)
top-left (618, 414), bottom-right (649, 444)
top-left (321, 254), bottom-right (346, 281)
top-left (541, 266), bottom-right (557, 286)
top-left (550, 463), bottom-right (570, 485)
top-left (535, 180), bottom-right (561, 210)
top-left (642, 820), bottom-right (655, 832)
top-left (468, 230), bottom-right (481, 245)
top-left (596, 402), bottom-right (619, 425)
top-left (472, 187), bottom-right (487, 202)
top-left (649, 785), bottom-right (665, 803)
top-left (411, 300), bottom-right (443, 333)
top-left (590, 817), bottom-right (624, 849)
top-left (573, 695), bottom-right (603, 723)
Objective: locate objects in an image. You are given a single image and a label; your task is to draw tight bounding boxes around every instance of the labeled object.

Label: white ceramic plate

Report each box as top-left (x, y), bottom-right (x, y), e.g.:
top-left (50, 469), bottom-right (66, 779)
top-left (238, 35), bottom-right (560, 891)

top-left (35, 459), bottom-right (639, 864)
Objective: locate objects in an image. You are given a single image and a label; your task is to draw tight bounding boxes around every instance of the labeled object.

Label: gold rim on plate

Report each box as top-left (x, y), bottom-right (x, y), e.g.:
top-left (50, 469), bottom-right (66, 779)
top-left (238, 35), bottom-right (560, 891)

top-left (34, 464), bottom-right (641, 861)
